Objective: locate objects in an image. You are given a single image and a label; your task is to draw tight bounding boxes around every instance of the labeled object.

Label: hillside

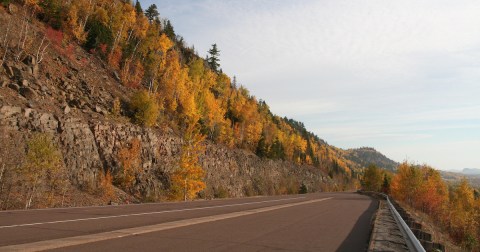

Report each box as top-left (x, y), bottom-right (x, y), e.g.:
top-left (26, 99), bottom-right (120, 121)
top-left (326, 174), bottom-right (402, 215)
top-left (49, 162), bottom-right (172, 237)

top-left (344, 147), bottom-right (399, 171)
top-left (0, 1), bottom-right (396, 209)
top-left (463, 168), bottom-right (480, 175)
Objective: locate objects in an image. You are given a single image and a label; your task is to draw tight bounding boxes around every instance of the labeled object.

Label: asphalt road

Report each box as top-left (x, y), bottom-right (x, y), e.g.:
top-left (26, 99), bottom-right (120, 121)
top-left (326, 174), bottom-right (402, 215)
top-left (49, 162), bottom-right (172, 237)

top-left (0, 192), bottom-right (377, 252)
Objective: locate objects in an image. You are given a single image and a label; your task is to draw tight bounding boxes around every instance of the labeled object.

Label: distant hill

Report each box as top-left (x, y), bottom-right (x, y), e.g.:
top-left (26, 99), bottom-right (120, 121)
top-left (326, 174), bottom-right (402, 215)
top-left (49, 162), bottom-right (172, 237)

top-left (343, 147), bottom-right (399, 171)
top-left (440, 170), bottom-right (480, 188)
top-left (463, 168), bottom-right (480, 175)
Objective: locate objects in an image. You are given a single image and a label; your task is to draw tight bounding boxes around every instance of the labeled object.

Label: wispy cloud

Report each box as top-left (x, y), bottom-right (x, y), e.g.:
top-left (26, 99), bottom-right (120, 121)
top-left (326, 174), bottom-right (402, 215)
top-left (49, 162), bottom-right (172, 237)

top-left (145, 0), bottom-right (480, 170)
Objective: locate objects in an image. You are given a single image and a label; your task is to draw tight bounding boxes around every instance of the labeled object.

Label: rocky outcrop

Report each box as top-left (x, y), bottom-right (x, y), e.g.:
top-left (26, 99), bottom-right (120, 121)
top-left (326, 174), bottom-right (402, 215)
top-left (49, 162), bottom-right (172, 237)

top-left (0, 105), bottom-right (329, 200)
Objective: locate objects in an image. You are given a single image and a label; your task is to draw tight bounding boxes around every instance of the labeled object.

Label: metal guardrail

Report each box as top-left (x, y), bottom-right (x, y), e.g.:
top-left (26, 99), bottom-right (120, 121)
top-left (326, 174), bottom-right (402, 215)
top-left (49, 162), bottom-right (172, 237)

top-left (364, 191), bottom-right (426, 252)
top-left (382, 193), bottom-right (426, 252)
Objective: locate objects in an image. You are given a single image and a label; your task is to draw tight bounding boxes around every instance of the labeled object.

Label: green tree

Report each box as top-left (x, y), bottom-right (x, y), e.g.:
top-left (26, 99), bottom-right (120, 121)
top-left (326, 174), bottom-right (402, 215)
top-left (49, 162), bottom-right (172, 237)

top-left (163, 19), bottom-right (176, 40)
top-left (144, 4), bottom-right (159, 23)
top-left (381, 173), bottom-right (391, 194)
top-left (299, 183), bottom-right (308, 194)
top-left (20, 133), bottom-right (66, 209)
top-left (84, 19), bottom-right (114, 54)
top-left (134, 0), bottom-right (143, 15)
top-left (130, 90), bottom-right (160, 127)
top-left (363, 164), bottom-right (382, 192)
top-left (207, 43), bottom-right (220, 72)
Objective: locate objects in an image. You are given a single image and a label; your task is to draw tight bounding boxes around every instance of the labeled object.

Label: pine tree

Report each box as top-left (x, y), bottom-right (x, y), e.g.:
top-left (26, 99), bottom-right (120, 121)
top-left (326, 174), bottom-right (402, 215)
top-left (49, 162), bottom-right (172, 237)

top-left (135, 0), bottom-right (143, 15)
top-left (207, 44), bottom-right (220, 73)
top-left (163, 19), bottom-right (176, 40)
top-left (145, 4), bottom-right (159, 23)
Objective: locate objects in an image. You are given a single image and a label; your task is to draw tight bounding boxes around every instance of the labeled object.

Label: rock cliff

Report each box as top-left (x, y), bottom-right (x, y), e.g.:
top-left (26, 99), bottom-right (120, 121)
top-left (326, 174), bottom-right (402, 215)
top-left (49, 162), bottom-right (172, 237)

top-left (0, 6), bottom-right (332, 208)
top-left (0, 104), bottom-right (329, 202)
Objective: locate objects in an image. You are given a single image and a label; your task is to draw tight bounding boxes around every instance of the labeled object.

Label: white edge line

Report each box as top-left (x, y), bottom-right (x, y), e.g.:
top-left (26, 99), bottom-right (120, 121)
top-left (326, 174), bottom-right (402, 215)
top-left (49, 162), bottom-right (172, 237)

top-left (1, 195), bottom-right (274, 213)
top-left (0, 197), bottom-right (307, 229)
top-left (0, 197), bottom-right (333, 252)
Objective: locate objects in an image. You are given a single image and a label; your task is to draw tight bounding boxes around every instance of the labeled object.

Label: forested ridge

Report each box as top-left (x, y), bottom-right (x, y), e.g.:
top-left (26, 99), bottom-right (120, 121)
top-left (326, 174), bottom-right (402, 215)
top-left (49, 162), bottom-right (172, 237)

top-left (0, 0), bottom-right (382, 183)
top-left (1, 1), bottom-right (479, 249)
top-left (0, 0), bottom-right (398, 205)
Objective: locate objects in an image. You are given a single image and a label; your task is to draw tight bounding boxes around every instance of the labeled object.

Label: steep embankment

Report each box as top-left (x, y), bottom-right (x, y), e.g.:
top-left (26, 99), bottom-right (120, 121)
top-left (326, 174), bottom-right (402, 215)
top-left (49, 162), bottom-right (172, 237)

top-left (0, 105), bottom-right (328, 201)
top-left (0, 4), bottom-right (331, 209)
top-left (0, 3), bottom-right (393, 209)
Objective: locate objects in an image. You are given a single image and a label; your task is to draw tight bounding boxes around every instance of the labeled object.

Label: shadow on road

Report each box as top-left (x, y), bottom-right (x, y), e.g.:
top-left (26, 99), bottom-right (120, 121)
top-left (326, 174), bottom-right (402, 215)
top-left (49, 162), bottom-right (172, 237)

top-left (336, 195), bottom-right (378, 252)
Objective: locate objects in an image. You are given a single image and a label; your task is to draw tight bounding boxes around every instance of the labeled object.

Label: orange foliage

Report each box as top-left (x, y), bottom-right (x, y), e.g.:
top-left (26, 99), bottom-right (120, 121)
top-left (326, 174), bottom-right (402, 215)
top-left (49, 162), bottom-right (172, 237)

top-left (99, 170), bottom-right (114, 201)
top-left (170, 124), bottom-right (206, 201)
top-left (116, 138), bottom-right (141, 191)
top-left (390, 162), bottom-right (480, 249)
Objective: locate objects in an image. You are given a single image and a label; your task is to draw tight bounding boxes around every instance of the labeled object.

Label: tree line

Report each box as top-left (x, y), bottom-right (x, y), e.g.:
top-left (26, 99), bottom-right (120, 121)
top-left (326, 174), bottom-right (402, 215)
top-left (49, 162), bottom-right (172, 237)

top-left (363, 162), bottom-right (480, 250)
top-left (5, 0), bottom-right (357, 183)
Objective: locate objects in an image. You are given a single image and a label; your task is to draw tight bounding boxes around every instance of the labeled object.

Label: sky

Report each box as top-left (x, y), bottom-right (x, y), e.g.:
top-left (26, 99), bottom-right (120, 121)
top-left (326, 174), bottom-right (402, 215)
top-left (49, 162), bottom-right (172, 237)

top-left (141, 0), bottom-right (480, 171)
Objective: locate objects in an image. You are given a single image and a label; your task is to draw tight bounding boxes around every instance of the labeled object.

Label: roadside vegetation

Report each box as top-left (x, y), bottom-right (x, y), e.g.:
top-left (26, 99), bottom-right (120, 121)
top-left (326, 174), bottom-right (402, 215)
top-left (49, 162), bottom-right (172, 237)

top-left (363, 162), bottom-right (480, 250)
top-left (0, 0), bottom-right (366, 201)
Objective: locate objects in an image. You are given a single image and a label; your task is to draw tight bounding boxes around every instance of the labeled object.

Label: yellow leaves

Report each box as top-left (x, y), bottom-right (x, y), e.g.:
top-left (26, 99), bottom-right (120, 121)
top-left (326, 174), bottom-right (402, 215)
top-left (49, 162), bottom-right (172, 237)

top-left (98, 170), bottom-right (114, 201)
top-left (454, 178), bottom-right (475, 211)
top-left (20, 133), bottom-right (68, 209)
top-left (158, 34), bottom-right (173, 53)
top-left (170, 124), bottom-right (206, 201)
top-left (390, 162), bottom-right (480, 248)
top-left (130, 90), bottom-right (160, 127)
top-left (189, 58), bottom-right (205, 83)
top-left (116, 138), bottom-right (141, 191)
top-left (363, 165), bottom-right (383, 192)
top-left (94, 7), bottom-right (109, 25)
top-left (133, 15), bottom-right (149, 39)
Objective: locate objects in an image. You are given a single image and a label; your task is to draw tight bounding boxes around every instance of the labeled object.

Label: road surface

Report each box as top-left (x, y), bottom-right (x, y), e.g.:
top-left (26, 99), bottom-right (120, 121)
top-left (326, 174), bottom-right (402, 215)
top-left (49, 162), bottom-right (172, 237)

top-left (0, 192), bottom-right (377, 252)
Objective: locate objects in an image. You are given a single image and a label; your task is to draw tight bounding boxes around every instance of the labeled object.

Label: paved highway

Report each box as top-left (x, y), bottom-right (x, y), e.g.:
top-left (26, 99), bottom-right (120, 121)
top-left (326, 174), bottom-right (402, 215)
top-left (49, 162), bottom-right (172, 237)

top-left (0, 192), bottom-right (377, 252)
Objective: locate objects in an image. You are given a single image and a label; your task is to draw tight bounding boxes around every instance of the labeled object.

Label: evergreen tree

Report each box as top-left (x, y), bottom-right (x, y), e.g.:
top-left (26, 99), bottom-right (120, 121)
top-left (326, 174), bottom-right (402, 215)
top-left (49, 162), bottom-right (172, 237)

top-left (207, 44), bottom-right (220, 72)
top-left (145, 4), bottom-right (159, 23)
top-left (163, 19), bottom-right (176, 40)
top-left (381, 173), bottom-right (391, 194)
top-left (231, 75), bottom-right (237, 89)
top-left (135, 0), bottom-right (143, 15)
top-left (299, 183), bottom-right (308, 194)
top-left (256, 134), bottom-right (268, 158)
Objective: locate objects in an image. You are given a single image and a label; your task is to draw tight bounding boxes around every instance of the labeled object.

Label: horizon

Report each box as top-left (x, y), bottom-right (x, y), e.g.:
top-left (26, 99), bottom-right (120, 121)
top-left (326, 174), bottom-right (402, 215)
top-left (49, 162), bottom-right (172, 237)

top-left (142, 0), bottom-right (480, 171)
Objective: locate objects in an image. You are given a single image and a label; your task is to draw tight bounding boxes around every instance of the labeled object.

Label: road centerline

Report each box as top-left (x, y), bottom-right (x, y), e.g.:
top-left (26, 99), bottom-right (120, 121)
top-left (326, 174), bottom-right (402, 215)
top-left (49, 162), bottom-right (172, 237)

top-left (0, 197), bottom-right (307, 229)
top-left (0, 197), bottom-right (332, 252)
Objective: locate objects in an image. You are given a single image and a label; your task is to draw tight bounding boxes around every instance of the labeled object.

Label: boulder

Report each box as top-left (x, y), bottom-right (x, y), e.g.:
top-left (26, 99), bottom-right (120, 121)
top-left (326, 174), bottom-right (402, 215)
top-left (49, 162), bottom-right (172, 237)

top-left (40, 85), bottom-right (49, 92)
top-left (0, 77), bottom-right (8, 88)
top-left (4, 64), bottom-right (14, 77)
top-left (64, 105), bottom-right (71, 114)
top-left (20, 79), bottom-right (29, 87)
top-left (22, 55), bottom-right (36, 66)
top-left (19, 87), bottom-right (37, 100)
top-left (8, 83), bottom-right (19, 91)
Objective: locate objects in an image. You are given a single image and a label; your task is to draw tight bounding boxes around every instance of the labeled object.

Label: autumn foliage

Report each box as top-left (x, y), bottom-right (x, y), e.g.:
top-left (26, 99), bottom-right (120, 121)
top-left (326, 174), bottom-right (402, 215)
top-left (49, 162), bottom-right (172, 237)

top-left (390, 162), bottom-right (480, 250)
top-left (116, 138), bottom-right (141, 193)
top-left (4, 0), bottom-right (370, 201)
top-left (19, 133), bottom-right (69, 209)
top-left (170, 124), bottom-right (207, 201)
top-left (8, 0), bottom-right (359, 188)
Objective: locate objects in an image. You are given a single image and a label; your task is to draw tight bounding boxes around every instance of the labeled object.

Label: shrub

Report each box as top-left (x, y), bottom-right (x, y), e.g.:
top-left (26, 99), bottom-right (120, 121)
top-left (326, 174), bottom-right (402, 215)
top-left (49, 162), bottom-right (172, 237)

top-left (299, 183), bottom-right (308, 194)
top-left (19, 133), bottom-right (68, 209)
top-left (129, 90), bottom-right (159, 127)
top-left (98, 170), bottom-right (114, 201)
